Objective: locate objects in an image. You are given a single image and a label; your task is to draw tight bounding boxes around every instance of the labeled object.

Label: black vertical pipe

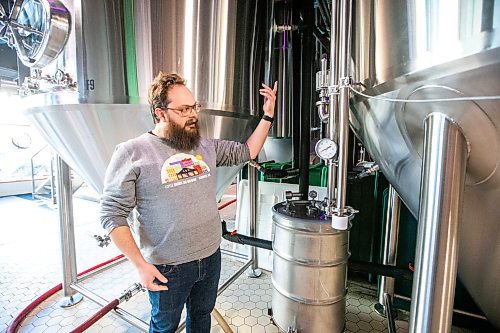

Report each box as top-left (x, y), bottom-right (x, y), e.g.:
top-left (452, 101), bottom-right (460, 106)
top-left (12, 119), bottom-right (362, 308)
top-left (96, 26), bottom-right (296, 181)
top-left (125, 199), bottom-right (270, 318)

top-left (292, 6), bottom-right (301, 174)
top-left (298, 0), bottom-right (314, 199)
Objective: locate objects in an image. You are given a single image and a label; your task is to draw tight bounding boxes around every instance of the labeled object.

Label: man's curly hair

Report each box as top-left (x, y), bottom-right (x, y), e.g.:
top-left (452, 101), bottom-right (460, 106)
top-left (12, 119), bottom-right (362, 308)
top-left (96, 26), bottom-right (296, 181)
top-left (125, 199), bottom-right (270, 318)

top-left (148, 72), bottom-right (186, 123)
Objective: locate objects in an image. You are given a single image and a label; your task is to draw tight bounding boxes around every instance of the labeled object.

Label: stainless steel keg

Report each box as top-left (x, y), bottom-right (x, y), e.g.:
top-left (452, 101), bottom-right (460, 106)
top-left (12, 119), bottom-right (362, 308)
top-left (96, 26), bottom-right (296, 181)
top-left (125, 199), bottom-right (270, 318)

top-left (271, 201), bottom-right (350, 332)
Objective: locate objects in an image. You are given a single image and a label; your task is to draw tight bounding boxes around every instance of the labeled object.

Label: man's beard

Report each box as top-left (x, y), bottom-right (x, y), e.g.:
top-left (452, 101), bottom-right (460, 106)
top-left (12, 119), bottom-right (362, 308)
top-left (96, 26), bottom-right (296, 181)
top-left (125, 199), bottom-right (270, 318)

top-left (163, 119), bottom-right (200, 151)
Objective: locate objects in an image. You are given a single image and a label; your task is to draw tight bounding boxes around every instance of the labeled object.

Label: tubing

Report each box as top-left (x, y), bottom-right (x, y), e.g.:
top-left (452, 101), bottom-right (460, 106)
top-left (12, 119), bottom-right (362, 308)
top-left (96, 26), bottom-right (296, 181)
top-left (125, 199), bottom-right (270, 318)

top-left (222, 231), bottom-right (273, 251)
top-left (326, 0), bottom-right (340, 212)
top-left (8, 192), bottom-right (237, 333)
top-left (212, 308), bottom-right (233, 333)
top-left (221, 220), bottom-right (273, 251)
top-left (218, 198), bottom-right (237, 211)
top-left (71, 283), bottom-right (149, 331)
top-left (349, 260), bottom-right (413, 281)
top-left (70, 299), bottom-right (120, 333)
top-left (221, 220), bottom-right (412, 280)
top-left (334, 0), bottom-right (352, 215)
top-left (298, 1), bottom-right (314, 199)
top-left (6, 254), bottom-right (124, 333)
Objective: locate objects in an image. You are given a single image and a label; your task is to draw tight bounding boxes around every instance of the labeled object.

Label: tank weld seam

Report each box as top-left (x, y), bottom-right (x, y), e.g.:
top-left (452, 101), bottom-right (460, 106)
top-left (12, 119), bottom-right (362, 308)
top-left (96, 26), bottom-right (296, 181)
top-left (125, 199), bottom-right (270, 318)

top-left (274, 222), bottom-right (344, 234)
top-left (273, 250), bottom-right (349, 267)
top-left (349, 85), bottom-right (500, 102)
top-left (271, 278), bottom-right (347, 305)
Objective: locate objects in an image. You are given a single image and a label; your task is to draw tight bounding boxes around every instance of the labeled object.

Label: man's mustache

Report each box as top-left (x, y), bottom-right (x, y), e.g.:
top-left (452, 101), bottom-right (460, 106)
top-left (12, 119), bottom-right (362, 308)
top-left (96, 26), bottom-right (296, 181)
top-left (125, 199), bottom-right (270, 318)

top-left (185, 120), bottom-right (199, 127)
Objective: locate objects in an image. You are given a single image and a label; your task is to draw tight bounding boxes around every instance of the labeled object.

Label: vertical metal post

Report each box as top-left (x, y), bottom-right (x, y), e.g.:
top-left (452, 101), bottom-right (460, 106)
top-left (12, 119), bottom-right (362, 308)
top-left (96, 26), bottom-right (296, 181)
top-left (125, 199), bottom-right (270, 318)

top-left (247, 164), bottom-right (262, 277)
top-left (327, 0), bottom-right (339, 209)
top-left (375, 185), bottom-right (401, 316)
top-left (332, 0), bottom-right (352, 230)
top-left (384, 293), bottom-right (397, 333)
top-left (56, 155), bottom-right (83, 307)
top-left (50, 155), bottom-right (56, 205)
top-left (298, 0), bottom-right (314, 199)
top-left (409, 113), bottom-right (468, 333)
top-left (275, 26), bottom-right (292, 138)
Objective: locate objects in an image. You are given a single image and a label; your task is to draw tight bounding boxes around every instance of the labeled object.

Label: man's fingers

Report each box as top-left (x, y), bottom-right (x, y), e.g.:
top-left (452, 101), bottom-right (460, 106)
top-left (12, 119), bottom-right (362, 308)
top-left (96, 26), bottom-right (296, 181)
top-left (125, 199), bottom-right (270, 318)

top-left (147, 283), bottom-right (168, 291)
top-left (261, 82), bottom-right (278, 94)
top-left (260, 91), bottom-right (275, 101)
top-left (155, 272), bottom-right (168, 283)
top-left (138, 264), bottom-right (169, 291)
top-left (259, 87), bottom-right (276, 96)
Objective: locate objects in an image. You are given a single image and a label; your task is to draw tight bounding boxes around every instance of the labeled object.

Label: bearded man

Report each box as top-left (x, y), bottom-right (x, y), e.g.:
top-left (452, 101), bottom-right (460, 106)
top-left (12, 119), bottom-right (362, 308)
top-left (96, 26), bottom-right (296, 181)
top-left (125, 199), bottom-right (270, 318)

top-left (99, 72), bottom-right (277, 333)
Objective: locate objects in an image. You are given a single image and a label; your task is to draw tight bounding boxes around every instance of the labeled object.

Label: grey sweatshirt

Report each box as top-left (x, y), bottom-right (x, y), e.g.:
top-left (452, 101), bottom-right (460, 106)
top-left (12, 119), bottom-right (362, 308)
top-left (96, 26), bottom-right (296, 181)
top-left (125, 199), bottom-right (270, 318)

top-left (99, 132), bottom-right (250, 265)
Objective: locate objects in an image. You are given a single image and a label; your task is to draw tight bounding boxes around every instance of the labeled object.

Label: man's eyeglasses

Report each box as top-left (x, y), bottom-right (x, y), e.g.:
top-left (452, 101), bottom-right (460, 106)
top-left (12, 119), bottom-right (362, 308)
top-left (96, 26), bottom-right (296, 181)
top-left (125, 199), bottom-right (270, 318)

top-left (163, 102), bottom-right (201, 117)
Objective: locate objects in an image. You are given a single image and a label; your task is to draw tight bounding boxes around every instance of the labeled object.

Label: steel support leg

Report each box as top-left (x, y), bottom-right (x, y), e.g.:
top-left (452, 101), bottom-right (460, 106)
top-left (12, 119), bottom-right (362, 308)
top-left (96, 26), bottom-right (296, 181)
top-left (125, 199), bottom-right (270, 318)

top-left (375, 185), bottom-right (401, 317)
top-left (247, 163), bottom-right (261, 277)
top-left (56, 155), bottom-right (83, 307)
top-left (409, 113), bottom-right (468, 333)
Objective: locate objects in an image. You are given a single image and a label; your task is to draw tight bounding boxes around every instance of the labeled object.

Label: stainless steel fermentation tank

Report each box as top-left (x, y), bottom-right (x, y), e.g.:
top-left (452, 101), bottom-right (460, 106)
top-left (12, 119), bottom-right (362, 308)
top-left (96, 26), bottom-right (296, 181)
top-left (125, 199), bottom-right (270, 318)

top-left (271, 201), bottom-right (350, 332)
top-left (23, 0), bottom-right (273, 198)
top-left (20, 0), bottom-right (500, 331)
top-left (350, 1), bottom-right (500, 329)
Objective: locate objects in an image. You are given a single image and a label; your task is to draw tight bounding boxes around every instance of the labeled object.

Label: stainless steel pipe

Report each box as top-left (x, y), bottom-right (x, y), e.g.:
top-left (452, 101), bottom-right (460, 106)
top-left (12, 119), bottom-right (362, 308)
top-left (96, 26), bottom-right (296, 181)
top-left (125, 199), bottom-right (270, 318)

top-left (409, 112), bottom-right (468, 333)
top-left (56, 155), bottom-right (82, 307)
top-left (376, 185), bottom-right (401, 316)
top-left (331, 0), bottom-right (352, 230)
top-left (71, 283), bottom-right (149, 332)
top-left (247, 165), bottom-right (261, 276)
top-left (326, 0), bottom-right (339, 210)
top-left (334, 0), bottom-right (351, 214)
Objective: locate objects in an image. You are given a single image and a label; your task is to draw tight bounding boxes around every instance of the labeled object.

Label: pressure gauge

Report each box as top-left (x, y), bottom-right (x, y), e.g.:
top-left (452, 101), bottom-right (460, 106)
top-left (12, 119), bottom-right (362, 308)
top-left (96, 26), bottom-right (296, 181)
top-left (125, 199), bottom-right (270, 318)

top-left (315, 138), bottom-right (338, 160)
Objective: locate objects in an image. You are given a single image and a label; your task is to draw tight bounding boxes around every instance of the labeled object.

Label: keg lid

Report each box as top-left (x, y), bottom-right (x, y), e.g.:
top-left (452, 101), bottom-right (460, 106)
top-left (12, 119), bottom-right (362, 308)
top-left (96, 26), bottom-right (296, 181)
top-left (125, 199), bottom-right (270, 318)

top-left (272, 201), bottom-right (352, 233)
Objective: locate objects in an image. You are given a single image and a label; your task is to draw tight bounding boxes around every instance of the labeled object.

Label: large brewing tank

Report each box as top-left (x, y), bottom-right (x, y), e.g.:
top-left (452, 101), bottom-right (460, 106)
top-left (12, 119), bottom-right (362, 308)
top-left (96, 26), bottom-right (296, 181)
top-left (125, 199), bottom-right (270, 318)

top-left (349, 1), bottom-right (500, 328)
top-left (23, 0), bottom-right (271, 198)
top-left (271, 201), bottom-right (350, 332)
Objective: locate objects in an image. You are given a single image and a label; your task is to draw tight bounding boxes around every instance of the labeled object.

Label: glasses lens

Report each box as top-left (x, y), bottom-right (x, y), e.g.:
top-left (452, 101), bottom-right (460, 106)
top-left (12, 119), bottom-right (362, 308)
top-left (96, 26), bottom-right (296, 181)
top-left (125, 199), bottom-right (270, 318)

top-left (181, 103), bottom-right (200, 116)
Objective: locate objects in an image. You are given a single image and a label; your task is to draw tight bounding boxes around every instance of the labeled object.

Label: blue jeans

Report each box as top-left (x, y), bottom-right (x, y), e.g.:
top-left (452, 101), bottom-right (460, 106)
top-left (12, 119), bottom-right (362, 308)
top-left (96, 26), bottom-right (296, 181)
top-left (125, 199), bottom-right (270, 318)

top-left (148, 248), bottom-right (221, 333)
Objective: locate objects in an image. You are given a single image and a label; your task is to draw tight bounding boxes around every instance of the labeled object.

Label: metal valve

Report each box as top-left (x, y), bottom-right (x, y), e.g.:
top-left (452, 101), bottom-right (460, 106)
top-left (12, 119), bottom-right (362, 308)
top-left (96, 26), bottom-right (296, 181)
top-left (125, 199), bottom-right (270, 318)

top-left (94, 234), bottom-right (111, 247)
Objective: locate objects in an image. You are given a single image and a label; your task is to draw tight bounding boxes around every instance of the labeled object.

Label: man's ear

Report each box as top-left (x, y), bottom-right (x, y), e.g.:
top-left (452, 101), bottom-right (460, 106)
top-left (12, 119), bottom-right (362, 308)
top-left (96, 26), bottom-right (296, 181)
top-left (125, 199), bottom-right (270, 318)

top-left (154, 108), bottom-right (166, 122)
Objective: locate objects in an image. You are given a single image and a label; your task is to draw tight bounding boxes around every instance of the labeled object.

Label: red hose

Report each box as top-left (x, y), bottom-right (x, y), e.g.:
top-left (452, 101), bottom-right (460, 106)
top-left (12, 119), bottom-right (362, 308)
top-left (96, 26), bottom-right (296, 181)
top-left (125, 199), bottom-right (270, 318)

top-left (70, 298), bottom-right (120, 333)
top-left (7, 254), bottom-right (125, 333)
top-left (9, 197), bottom-right (236, 332)
top-left (77, 255), bottom-right (125, 276)
top-left (218, 198), bottom-right (237, 210)
top-left (8, 198), bottom-right (237, 332)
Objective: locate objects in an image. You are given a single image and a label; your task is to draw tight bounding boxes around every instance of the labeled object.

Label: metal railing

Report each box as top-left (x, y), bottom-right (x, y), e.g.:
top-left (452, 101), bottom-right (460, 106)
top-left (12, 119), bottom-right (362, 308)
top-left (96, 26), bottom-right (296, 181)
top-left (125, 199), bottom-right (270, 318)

top-left (30, 144), bottom-right (56, 203)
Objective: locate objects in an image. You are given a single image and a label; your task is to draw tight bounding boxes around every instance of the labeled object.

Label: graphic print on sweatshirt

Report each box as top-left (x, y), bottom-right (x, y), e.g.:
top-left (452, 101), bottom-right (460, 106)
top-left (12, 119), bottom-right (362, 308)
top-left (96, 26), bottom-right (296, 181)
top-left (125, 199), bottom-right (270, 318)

top-left (161, 153), bottom-right (211, 188)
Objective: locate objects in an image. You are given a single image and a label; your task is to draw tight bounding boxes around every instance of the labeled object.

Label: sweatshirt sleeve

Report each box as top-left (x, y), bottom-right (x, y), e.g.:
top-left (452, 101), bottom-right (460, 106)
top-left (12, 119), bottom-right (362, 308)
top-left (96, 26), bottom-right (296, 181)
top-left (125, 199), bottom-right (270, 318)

top-left (99, 144), bottom-right (137, 233)
top-left (213, 139), bottom-right (251, 167)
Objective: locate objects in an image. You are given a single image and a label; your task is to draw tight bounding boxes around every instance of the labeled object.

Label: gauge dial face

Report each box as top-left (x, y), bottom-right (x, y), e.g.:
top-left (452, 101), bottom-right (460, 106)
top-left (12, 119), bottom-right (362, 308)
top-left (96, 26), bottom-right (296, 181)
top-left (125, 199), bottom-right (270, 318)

top-left (315, 138), bottom-right (338, 160)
